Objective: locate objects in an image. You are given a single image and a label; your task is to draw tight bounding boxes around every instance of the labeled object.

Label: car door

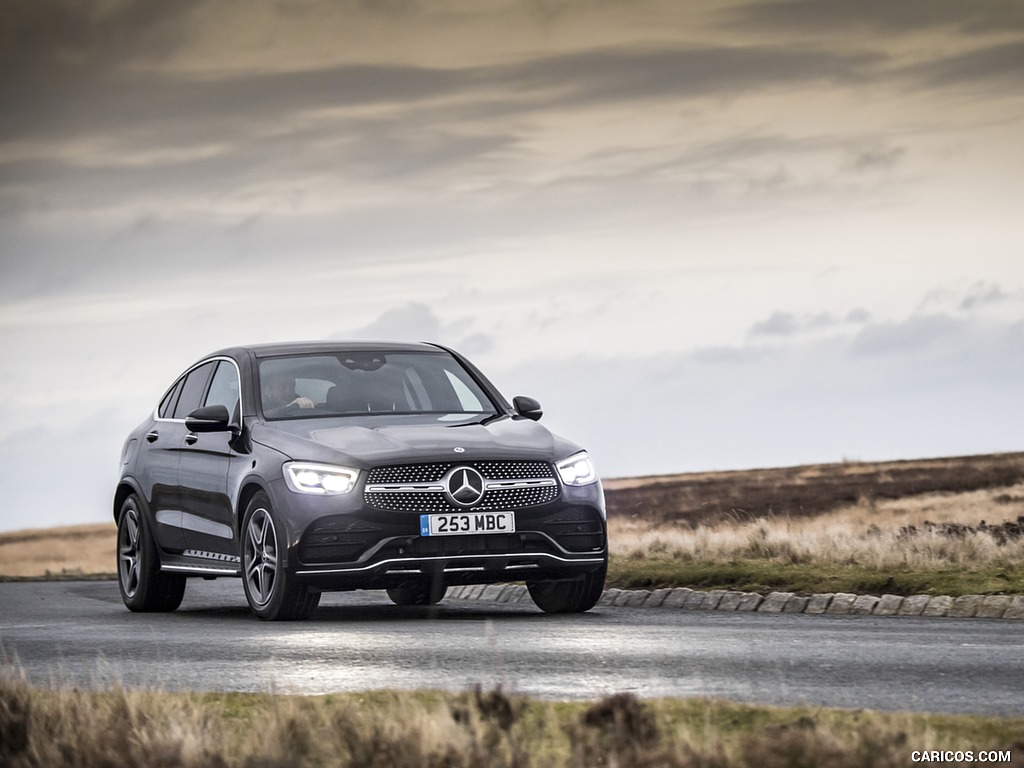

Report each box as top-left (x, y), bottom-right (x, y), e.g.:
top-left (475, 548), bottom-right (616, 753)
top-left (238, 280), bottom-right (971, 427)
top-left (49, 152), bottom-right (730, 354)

top-left (177, 359), bottom-right (242, 561)
top-left (139, 361), bottom-right (217, 552)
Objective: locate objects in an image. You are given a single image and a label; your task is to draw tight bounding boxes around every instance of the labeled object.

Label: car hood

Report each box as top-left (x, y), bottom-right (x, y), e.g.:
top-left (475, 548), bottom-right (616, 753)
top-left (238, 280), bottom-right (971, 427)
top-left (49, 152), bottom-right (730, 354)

top-left (250, 414), bottom-right (582, 468)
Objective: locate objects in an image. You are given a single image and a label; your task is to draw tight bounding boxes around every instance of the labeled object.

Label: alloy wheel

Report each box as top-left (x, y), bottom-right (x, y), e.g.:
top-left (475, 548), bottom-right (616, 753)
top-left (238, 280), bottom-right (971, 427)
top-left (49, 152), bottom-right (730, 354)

top-left (244, 507), bottom-right (278, 608)
top-left (118, 507), bottom-right (141, 599)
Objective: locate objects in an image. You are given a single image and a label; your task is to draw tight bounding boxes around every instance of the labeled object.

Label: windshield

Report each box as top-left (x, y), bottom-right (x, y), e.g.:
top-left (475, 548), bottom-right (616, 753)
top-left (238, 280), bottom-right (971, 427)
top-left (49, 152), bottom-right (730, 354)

top-left (258, 351), bottom-right (499, 420)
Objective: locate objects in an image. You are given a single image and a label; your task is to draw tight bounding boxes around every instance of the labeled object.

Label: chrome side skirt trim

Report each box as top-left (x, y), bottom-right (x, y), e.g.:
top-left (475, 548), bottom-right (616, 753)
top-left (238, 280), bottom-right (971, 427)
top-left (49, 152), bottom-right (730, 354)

top-left (295, 551), bottom-right (605, 576)
top-left (162, 564), bottom-right (240, 576)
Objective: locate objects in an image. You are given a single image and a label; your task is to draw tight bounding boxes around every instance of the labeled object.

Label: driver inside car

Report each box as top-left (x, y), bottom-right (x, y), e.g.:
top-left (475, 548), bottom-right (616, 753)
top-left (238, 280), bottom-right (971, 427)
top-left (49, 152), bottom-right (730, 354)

top-left (262, 371), bottom-right (315, 416)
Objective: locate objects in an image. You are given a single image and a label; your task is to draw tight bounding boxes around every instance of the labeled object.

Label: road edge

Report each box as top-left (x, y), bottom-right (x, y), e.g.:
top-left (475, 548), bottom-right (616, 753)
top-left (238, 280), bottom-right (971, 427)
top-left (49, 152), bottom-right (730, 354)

top-left (447, 585), bottom-right (1024, 619)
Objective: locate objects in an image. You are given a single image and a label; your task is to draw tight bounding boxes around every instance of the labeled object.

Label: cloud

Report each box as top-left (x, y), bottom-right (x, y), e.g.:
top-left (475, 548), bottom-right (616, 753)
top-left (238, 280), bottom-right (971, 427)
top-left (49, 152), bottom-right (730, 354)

top-left (0, 1), bottom-right (199, 81)
top-left (724, 2), bottom-right (1024, 94)
top-left (920, 281), bottom-right (1016, 316)
top-left (849, 314), bottom-right (964, 357)
top-left (0, 42), bottom-right (887, 157)
top-left (960, 282), bottom-right (1008, 311)
top-left (0, 63), bottom-right (471, 146)
top-left (346, 302), bottom-right (441, 341)
top-left (746, 290), bottom-right (1022, 368)
top-left (481, 45), bottom-right (885, 109)
top-left (901, 41), bottom-right (1024, 89)
top-left (342, 303), bottom-right (495, 353)
top-left (748, 309), bottom-right (871, 338)
top-left (2, 0), bottom-right (1017, 166)
top-left (846, 145), bottom-right (907, 173)
top-left (725, 0), bottom-right (1024, 35)
top-left (749, 312), bottom-right (801, 337)
top-left (497, 306), bottom-right (1024, 477)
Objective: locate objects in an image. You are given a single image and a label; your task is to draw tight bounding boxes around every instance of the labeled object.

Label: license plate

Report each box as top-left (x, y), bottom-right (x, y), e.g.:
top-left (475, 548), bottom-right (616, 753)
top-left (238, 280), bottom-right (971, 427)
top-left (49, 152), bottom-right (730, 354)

top-left (420, 512), bottom-right (515, 536)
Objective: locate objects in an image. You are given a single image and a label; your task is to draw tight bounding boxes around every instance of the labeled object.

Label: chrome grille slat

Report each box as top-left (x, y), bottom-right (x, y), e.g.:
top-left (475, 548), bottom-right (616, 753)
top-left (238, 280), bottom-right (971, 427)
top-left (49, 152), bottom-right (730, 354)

top-left (365, 483), bottom-right (445, 493)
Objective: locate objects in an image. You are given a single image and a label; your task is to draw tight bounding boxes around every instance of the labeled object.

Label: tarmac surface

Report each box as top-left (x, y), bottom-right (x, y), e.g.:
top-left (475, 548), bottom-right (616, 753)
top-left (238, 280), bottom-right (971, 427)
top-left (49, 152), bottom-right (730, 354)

top-left (2, 579), bottom-right (1022, 715)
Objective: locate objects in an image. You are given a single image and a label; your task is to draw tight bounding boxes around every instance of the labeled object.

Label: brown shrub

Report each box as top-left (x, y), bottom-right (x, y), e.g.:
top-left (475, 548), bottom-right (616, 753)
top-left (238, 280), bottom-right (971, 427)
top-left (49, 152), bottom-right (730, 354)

top-left (605, 453), bottom-right (1024, 527)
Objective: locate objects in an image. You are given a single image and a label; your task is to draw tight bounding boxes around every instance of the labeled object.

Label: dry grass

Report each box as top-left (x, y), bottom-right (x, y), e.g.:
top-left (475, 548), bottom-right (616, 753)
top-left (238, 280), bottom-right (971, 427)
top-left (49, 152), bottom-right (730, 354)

top-left (604, 452), bottom-right (1024, 527)
top-left (609, 483), bottom-right (1024, 572)
top-left (3, 664), bottom-right (1022, 768)
top-left (0, 523), bottom-right (115, 579)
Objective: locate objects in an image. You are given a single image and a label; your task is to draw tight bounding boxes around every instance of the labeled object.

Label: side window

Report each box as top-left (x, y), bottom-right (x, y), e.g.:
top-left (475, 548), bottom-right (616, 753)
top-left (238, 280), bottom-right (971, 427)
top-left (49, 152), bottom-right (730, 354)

top-left (445, 369), bottom-right (485, 411)
top-left (158, 377), bottom-right (185, 419)
top-left (204, 361), bottom-right (240, 420)
top-left (171, 361), bottom-right (217, 419)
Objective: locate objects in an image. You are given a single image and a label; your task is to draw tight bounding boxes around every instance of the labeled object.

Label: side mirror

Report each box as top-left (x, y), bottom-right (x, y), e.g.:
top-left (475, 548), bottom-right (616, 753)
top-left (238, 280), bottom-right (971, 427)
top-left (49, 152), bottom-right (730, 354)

top-left (513, 395), bottom-right (543, 422)
top-left (185, 404), bottom-right (234, 433)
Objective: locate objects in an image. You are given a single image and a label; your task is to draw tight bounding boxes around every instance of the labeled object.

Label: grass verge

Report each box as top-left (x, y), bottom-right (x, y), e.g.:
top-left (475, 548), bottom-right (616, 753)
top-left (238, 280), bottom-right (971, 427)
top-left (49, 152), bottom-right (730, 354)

top-left (608, 556), bottom-right (1024, 597)
top-left (3, 668), bottom-right (1022, 768)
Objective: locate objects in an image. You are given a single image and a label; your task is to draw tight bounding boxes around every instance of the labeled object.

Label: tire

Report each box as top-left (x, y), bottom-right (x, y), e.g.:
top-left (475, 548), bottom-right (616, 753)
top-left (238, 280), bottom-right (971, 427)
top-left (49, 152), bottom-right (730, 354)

top-left (117, 495), bottom-right (186, 612)
top-left (386, 578), bottom-right (448, 606)
top-left (241, 492), bottom-right (320, 620)
top-left (527, 558), bottom-right (607, 614)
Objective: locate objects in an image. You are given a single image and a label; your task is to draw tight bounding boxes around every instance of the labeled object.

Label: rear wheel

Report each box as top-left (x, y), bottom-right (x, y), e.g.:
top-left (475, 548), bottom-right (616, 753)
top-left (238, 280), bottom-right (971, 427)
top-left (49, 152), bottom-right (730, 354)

top-left (386, 579), bottom-right (448, 606)
top-left (527, 558), bottom-right (607, 614)
top-left (241, 493), bottom-right (320, 620)
top-left (117, 495), bottom-right (186, 612)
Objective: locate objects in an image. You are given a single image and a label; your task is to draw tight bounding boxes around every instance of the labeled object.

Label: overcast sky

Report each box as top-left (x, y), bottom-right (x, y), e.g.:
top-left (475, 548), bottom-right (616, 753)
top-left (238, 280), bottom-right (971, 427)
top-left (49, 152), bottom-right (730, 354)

top-left (1, 0), bottom-right (1022, 532)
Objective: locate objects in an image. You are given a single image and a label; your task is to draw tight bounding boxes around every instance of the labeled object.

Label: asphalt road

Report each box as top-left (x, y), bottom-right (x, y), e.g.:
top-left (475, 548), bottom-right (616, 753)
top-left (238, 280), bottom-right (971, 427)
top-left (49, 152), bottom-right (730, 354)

top-left (1, 580), bottom-right (1021, 716)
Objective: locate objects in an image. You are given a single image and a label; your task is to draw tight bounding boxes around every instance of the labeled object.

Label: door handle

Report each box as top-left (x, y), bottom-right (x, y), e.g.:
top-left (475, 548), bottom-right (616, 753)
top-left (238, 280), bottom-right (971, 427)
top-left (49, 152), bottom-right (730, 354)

top-left (146, 430), bottom-right (159, 443)
top-left (184, 434), bottom-right (198, 445)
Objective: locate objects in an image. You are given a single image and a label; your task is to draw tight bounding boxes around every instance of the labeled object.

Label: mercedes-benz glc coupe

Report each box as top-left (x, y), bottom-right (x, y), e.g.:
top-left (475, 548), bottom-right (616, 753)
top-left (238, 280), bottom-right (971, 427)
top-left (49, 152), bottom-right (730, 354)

top-left (114, 342), bottom-right (607, 619)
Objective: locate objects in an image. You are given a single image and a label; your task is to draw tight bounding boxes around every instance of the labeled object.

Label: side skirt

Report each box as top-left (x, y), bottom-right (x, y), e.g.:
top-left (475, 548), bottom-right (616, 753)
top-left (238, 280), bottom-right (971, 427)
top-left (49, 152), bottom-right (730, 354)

top-left (160, 550), bottom-right (241, 577)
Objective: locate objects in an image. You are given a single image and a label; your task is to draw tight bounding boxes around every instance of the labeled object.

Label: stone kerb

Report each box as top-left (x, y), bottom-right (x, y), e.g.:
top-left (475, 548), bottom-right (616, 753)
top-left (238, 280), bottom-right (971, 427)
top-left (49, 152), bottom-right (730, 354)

top-left (449, 585), bottom-right (1024, 619)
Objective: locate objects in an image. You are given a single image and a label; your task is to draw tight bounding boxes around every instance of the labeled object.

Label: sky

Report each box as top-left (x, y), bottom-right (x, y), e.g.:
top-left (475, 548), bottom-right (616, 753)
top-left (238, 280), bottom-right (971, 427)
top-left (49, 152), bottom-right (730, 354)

top-left (0, 0), bottom-right (1022, 532)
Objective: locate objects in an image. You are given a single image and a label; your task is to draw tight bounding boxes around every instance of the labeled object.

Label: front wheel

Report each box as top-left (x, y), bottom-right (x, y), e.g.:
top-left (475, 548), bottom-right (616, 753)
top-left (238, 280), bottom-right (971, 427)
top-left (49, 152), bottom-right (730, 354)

top-left (117, 495), bottom-right (185, 612)
top-left (527, 559), bottom-right (607, 614)
top-left (241, 493), bottom-right (320, 620)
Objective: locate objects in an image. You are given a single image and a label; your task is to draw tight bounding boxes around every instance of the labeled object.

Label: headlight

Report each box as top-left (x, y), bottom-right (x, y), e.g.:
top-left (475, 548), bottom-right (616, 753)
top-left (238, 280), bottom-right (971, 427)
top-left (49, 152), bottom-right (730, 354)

top-left (556, 452), bottom-right (597, 486)
top-left (283, 462), bottom-right (359, 495)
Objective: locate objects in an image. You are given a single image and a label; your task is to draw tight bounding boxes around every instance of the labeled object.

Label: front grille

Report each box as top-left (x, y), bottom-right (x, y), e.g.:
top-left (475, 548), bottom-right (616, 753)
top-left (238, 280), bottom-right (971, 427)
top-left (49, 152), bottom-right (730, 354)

top-left (365, 460), bottom-right (559, 513)
top-left (366, 461), bottom-right (554, 484)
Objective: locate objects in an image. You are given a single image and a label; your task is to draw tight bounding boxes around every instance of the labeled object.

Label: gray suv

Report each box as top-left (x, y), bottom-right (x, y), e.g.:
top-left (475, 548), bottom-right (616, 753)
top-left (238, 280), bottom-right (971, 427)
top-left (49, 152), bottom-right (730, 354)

top-left (114, 341), bottom-right (607, 620)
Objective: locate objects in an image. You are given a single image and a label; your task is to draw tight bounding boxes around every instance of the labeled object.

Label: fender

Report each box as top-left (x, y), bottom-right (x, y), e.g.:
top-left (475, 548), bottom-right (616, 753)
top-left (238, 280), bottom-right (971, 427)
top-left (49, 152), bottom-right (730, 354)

top-left (113, 476), bottom-right (149, 523)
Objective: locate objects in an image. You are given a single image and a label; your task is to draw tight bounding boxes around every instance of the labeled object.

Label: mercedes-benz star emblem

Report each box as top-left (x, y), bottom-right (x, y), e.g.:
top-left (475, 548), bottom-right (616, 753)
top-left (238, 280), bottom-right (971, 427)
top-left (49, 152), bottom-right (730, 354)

top-left (445, 466), bottom-right (485, 507)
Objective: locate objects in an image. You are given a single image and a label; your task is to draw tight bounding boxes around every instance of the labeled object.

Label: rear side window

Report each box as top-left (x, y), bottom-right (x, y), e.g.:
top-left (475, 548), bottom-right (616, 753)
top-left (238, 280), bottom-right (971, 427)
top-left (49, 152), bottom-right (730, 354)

top-left (171, 361), bottom-right (217, 419)
top-left (204, 361), bottom-right (240, 420)
top-left (158, 378), bottom-right (185, 418)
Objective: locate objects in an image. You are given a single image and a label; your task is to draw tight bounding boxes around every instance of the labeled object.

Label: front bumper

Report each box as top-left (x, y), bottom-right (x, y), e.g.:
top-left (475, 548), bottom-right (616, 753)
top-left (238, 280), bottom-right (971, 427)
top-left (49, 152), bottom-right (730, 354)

top-left (271, 475), bottom-right (607, 590)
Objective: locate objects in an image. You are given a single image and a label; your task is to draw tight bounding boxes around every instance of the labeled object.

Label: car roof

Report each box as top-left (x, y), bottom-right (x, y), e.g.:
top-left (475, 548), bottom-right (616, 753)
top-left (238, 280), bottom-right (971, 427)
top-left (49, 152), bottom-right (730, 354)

top-left (209, 340), bottom-right (443, 359)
